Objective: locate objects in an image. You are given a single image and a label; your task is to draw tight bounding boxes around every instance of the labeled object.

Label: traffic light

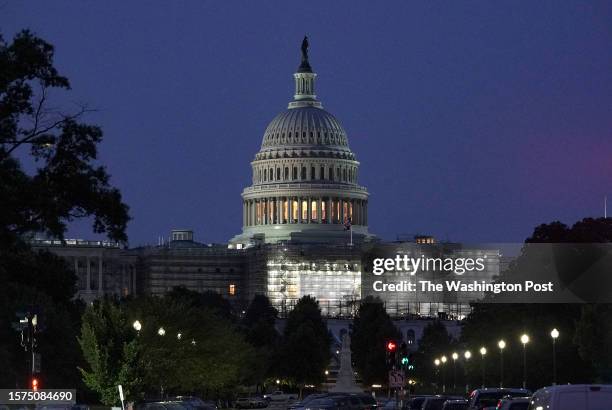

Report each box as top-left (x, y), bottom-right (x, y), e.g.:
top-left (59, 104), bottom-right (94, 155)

top-left (399, 342), bottom-right (409, 368)
top-left (31, 377), bottom-right (39, 391)
top-left (386, 340), bottom-right (397, 367)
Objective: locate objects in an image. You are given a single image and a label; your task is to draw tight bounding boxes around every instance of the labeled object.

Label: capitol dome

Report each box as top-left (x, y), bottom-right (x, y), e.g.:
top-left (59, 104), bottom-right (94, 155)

top-left (230, 39), bottom-right (372, 246)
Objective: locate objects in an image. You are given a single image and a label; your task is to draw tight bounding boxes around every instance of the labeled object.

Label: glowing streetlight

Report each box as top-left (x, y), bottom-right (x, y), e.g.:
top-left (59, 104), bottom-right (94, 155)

top-left (551, 328), bottom-right (559, 385)
top-left (498, 340), bottom-right (506, 388)
top-left (520, 334), bottom-right (530, 389)
top-left (452, 352), bottom-right (459, 390)
top-left (434, 358), bottom-right (441, 366)
top-left (177, 333), bottom-right (182, 340)
top-left (479, 347), bottom-right (487, 388)
top-left (441, 356), bottom-right (447, 392)
top-left (133, 320), bottom-right (142, 332)
top-left (464, 351), bottom-right (471, 393)
top-left (158, 327), bottom-right (166, 336)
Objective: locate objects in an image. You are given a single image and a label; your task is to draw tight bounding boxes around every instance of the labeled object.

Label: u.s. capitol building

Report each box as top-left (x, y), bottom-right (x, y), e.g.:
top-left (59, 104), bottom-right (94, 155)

top-left (32, 40), bottom-right (499, 320)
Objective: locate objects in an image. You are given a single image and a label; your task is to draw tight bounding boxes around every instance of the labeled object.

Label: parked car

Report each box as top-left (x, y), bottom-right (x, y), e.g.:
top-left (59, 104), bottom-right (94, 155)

top-left (235, 398), bottom-right (253, 409)
top-left (494, 396), bottom-right (529, 410)
top-left (304, 397), bottom-right (350, 410)
top-left (441, 399), bottom-right (468, 410)
top-left (404, 396), bottom-right (432, 410)
top-left (467, 389), bottom-right (530, 410)
top-left (263, 391), bottom-right (299, 402)
top-left (420, 395), bottom-right (465, 410)
top-left (249, 398), bottom-right (268, 408)
top-left (529, 384), bottom-right (612, 410)
top-left (342, 394), bottom-right (377, 410)
top-left (172, 396), bottom-right (217, 410)
top-left (290, 394), bottom-right (330, 410)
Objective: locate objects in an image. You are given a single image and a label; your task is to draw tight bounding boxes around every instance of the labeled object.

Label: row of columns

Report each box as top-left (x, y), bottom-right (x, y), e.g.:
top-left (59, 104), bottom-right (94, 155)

top-left (72, 257), bottom-right (137, 296)
top-left (243, 197), bottom-right (367, 227)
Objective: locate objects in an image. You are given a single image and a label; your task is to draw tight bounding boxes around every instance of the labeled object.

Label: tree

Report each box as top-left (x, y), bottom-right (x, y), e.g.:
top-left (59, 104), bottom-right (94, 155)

top-left (574, 305), bottom-right (612, 383)
top-left (166, 287), bottom-right (234, 321)
top-left (0, 29), bottom-right (129, 242)
top-left (413, 320), bottom-right (453, 388)
top-left (241, 295), bottom-right (279, 391)
top-left (277, 296), bottom-right (330, 397)
top-left (78, 299), bottom-right (141, 406)
top-left (350, 296), bottom-right (400, 385)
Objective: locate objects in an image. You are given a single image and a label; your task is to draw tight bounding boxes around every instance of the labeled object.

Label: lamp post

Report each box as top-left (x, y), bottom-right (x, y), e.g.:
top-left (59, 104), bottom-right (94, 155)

top-left (520, 334), bottom-right (529, 389)
top-left (464, 351), bottom-right (471, 393)
top-left (452, 352), bottom-right (459, 391)
top-left (551, 328), bottom-right (559, 385)
top-left (133, 320), bottom-right (142, 332)
top-left (434, 358), bottom-right (441, 393)
top-left (158, 327), bottom-right (165, 336)
top-left (497, 340), bottom-right (506, 388)
top-left (441, 356), bottom-right (447, 393)
top-left (479, 347), bottom-right (487, 388)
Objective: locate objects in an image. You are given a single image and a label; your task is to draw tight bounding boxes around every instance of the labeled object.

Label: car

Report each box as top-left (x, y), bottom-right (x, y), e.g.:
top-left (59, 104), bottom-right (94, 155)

top-left (493, 396), bottom-right (529, 410)
top-left (529, 384), bottom-right (612, 410)
top-left (404, 396), bottom-right (432, 410)
top-left (263, 391), bottom-right (299, 402)
top-left (172, 397), bottom-right (217, 410)
top-left (290, 394), bottom-right (330, 410)
top-left (235, 398), bottom-right (253, 409)
top-left (420, 396), bottom-right (465, 410)
top-left (249, 398), bottom-right (268, 408)
top-left (466, 389), bottom-right (531, 410)
top-left (441, 399), bottom-right (468, 410)
top-left (304, 397), bottom-right (351, 410)
top-left (137, 402), bottom-right (190, 410)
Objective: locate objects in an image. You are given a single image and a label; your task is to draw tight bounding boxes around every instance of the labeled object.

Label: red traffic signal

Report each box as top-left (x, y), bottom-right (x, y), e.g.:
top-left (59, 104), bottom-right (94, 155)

top-left (31, 377), bottom-right (39, 391)
top-left (386, 341), bottom-right (397, 352)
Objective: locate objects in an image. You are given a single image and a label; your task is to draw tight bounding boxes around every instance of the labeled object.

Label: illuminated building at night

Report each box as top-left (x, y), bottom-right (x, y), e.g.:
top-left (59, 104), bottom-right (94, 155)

top-left (32, 41), bottom-right (500, 319)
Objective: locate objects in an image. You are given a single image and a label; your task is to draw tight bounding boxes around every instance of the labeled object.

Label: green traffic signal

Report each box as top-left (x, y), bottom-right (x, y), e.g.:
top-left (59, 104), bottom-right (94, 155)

top-left (401, 356), bottom-right (409, 365)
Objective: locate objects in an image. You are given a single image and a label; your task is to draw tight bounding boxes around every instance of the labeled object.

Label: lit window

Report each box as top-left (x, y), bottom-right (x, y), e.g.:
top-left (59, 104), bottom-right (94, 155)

top-left (229, 284), bottom-right (236, 296)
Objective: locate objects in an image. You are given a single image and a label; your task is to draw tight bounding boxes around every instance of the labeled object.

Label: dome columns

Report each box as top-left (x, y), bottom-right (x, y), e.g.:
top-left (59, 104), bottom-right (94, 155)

top-left (241, 195), bottom-right (368, 227)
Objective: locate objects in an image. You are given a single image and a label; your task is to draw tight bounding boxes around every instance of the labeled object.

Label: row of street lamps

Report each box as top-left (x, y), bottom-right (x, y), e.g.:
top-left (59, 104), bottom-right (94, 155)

top-left (433, 328), bottom-right (560, 392)
top-left (132, 320), bottom-right (196, 345)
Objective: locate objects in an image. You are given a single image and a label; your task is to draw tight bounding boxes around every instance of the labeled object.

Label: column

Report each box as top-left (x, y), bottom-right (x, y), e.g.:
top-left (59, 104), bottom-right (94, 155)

top-left (318, 197), bottom-right (323, 223)
top-left (364, 201), bottom-right (367, 225)
top-left (297, 197), bottom-right (302, 224)
top-left (289, 197), bottom-right (294, 223)
top-left (98, 256), bottom-right (103, 295)
top-left (74, 258), bottom-right (81, 290)
top-left (307, 197), bottom-right (311, 223)
top-left (86, 256), bottom-right (91, 291)
top-left (263, 198), bottom-right (268, 225)
top-left (327, 198), bottom-right (332, 224)
top-left (251, 200), bottom-right (255, 225)
top-left (340, 199), bottom-right (345, 223)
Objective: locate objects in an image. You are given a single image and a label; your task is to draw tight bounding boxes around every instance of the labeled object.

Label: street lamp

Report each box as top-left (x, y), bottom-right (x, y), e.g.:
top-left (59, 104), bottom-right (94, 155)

top-left (479, 347), bottom-right (487, 388)
top-left (434, 358), bottom-right (441, 393)
top-left (133, 320), bottom-right (142, 332)
top-left (441, 356), bottom-right (447, 393)
top-left (452, 352), bottom-right (459, 390)
top-left (158, 327), bottom-right (166, 336)
top-left (498, 340), bottom-right (506, 388)
top-left (551, 328), bottom-right (559, 385)
top-left (177, 333), bottom-right (182, 340)
top-left (464, 351), bottom-right (471, 393)
top-left (520, 334), bottom-right (529, 389)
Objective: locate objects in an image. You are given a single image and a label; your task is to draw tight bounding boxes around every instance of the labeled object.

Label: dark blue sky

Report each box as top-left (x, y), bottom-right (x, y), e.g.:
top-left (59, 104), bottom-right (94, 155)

top-left (4, 2), bottom-right (612, 245)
